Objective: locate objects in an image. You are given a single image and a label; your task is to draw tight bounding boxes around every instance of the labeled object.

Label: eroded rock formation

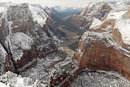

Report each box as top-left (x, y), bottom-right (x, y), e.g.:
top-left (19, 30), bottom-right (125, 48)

top-left (0, 3), bottom-right (59, 74)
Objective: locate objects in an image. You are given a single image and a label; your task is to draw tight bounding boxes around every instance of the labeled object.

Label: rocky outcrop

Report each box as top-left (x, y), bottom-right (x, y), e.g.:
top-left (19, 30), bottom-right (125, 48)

top-left (71, 2), bottom-right (112, 30)
top-left (73, 8), bottom-right (130, 81)
top-left (0, 3), bottom-right (59, 74)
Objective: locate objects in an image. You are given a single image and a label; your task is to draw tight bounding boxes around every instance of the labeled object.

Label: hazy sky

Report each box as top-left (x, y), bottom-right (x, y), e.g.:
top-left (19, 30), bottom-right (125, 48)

top-left (0, 0), bottom-right (120, 8)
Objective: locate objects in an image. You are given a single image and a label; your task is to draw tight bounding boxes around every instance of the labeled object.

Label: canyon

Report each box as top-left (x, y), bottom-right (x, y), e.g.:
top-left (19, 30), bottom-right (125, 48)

top-left (0, 1), bottom-right (130, 87)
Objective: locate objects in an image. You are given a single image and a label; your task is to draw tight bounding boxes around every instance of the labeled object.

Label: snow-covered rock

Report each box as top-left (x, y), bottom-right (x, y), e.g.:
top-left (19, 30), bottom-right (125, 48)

top-left (90, 18), bottom-right (102, 29)
top-left (0, 71), bottom-right (46, 87)
top-left (5, 32), bottom-right (34, 61)
top-left (29, 5), bottom-right (48, 27)
top-left (71, 70), bottom-right (130, 87)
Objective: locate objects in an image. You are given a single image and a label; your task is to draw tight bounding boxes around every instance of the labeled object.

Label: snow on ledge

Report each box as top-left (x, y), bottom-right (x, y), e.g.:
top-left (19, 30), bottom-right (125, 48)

top-left (29, 5), bottom-right (48, 27)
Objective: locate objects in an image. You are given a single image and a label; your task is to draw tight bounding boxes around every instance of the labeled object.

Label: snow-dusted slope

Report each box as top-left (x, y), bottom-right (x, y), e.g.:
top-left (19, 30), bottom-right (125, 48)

top-left (29, 5), bottom-right (48, 27)
top-left (90, 18), bottom-right (102, 29)
top-left (114, 19), bottom-right (130, 45)
top-left (5, 32), bottom-right (34, 61)
top-left (0, 71), bottom-right (46, 87)
top-left (71, 70), bottom-right (130, 87)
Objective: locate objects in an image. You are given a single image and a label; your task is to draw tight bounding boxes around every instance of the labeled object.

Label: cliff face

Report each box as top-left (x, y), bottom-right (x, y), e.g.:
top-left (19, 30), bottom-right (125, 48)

top-left (71, 2), bottom-right (112, 30)
top-left (73, 7), bottom-right (130, 80)
top-left (0, 3), bottom-right (59, 74)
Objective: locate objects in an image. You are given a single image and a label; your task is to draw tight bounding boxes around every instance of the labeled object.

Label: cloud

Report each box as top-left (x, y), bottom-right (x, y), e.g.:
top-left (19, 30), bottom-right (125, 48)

top-left (0, 0), bottom-right (121, 8)
top-left (0, 0), bottom-right (89, 8)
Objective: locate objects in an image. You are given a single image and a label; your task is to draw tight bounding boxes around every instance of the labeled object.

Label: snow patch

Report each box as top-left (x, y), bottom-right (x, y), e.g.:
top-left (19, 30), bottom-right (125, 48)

top-left (90, 18), bottom-right (102, 29)
top-left (29, 5), bottom-right (48, 27)
top-left (106, 10), bottom-right (127, 20)
top-left (6, 32), bottom-right (33, 50)
top-left (115, 19), bottom-right (130, 45)
top-left (71, 70), bottom-right (130, 87)
top-left (5, 32), bottom-right (34, 61)
top-left (81, 31), bottom-right (104, 41)
top-left (0, 82), bottom-right (9, 87)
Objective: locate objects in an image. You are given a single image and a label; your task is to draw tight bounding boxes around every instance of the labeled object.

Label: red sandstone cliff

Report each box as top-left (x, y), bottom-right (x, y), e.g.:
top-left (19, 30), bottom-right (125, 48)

top-left (73, 8), bottom-right (130, 80)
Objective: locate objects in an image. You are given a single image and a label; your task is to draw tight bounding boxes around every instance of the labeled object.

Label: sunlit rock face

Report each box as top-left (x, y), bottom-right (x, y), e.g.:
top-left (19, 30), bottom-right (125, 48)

top-left (71, 2), bottom-right (112, 30)
top-left (0, 3), bottom-right (59, 73)
top-left (73, 5), bottom-right (130, 81)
